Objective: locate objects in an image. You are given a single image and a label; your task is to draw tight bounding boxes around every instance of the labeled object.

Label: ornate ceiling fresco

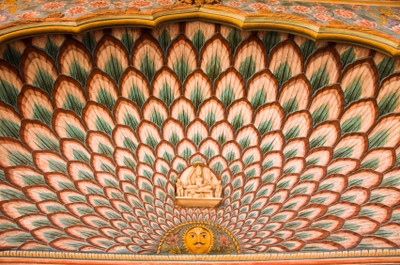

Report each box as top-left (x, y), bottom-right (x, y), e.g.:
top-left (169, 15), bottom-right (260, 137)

top-left (0, 1), bottom-right (400, 265)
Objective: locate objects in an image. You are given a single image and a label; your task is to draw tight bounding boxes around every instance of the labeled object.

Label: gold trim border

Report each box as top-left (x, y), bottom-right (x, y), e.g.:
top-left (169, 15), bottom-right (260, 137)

top-left (0, 7), bottom-right (400, 56)
top-left (0, 248), bottom-right (399, 261)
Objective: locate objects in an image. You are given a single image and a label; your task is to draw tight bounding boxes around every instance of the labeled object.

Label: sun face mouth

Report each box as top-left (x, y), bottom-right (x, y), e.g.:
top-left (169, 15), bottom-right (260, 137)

top-left (194, 242), bottom-right (205, 248)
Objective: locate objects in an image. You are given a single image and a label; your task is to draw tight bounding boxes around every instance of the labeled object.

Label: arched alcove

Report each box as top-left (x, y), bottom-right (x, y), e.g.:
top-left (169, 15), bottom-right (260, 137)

top-left (0, 2), bottom-right (399, 264)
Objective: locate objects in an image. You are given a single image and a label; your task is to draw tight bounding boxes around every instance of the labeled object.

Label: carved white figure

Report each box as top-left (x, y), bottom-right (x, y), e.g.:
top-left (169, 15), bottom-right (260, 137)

top-left (176, 178), bottom-right (184, 197)
top-left (214, 180), bottom-right (222, 198)
top-left (176, 162), bottom-right (222, 199)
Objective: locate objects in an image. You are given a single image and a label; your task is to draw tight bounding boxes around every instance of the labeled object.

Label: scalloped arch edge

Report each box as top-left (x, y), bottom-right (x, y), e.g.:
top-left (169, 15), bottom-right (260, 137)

top-left (1, 7), bottom-right (400, 57)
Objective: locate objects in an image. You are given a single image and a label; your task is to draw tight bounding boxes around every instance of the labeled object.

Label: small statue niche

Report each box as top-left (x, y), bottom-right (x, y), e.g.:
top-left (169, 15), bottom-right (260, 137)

top-left (175, 162), bottom-right (222, 207)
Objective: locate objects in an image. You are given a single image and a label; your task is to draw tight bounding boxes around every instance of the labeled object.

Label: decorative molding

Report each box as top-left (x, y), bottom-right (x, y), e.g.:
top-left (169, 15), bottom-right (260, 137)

top-left (0, 249), bottom-right (399, 263)
top-left (0, 6), bottom-right (400, 55)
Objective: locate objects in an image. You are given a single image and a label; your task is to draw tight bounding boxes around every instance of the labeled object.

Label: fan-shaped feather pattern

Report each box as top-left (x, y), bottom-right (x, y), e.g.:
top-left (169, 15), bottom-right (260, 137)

top-left (82, 102), bottom-right (115, 135)
top-left (260, 131), bottom-right (284, 154)
top-left (199, 138), bottom-right (220, 161)
top-left (162, 119), bottom-right (184, 147)
top-left (152, 68), bottom-right (181, 107)
top-left (114, 98), bottom-right (141, 131)
top-left (53, 109), bottom-right (87, 141)
top-left (236, 125), bottom-right (259, 149)
top-left (368, 115), bottom-right (400, 148)
top-left (284, 139), bottom-right (308, 160)
top-left (333, 133), bottom-right (367, 160)
top-left (220, 26), bottom-right (251, 51)
top-left (132, 36), bottom-right (163, 82)
top-left (340, 59), bottom-right (378, 106)
top-left (53, 76), bottom-right (86, 115)
top-left (198, 99), bottom-right (225, 128)
top-left (0, 61), bottom-right (23, 107)
top-left (0, 40), bottom-right (25, 67)
top-left (211, 121), bottom-right (235, 145)
top-left (167, 37), bottom-right (197, 83)
top-left (377, 74), bottom-right (400, 116)
top-left (221, 142), bottom-right (241, 164)
top-left (18, 85), bottom-right (54, 125)
top-left (183, 70), bottom-right (212, 111)
top-left (309, 85), bottom-right (344, 125)
top-left (340, 99), bottom-right (377, 134)
top-left (31, 35), bottom-right (64, 53)
top-left (170, 98), bottom-right (196, 128)
top-left (177, 139), bottom-right (197, 162)
top-left (279, 75), bottom-right (311, 115)
top-left (254, 103), bottom-right (284, 136)
top-left (282, 111), bottom-right (312, 140)
top-left (21, 48), bottom-right (58, 94)
top-left (185, 21), bottom-right (216, 50)
top-left (215, 69), bottom-right (244, 108)
top-left (87, 131), bottom-right (115, 157)
top-left (112, 28), bottom-right (140, 53)
top-left (152, 24), bottom-right (179, 52)
top-left (137, 121), bottom-right (162, 150)
top-left (335, 43), bottom-right (370, 66)
top-left (95, 36), bottom-right (129, 84)
top-left (234, 37), bottom-right (266, 80)
top-left (247, 71), bottom-right (278, 109)
top-left (305, 48), bottom-right (341, 93)
top-left (33, 151), bottom-right (67, 174)
top-left (268, 40), bottom-right (302, 87)
top-left (120, 68), bottom-right (150, 107)
top-left (58, 39), bottom-right (92, 87)
top-left (227, 100), bottom-right (253, 132)
top-left (0, 23), bottom-right (399, 256)
top-left (6, 167), bottom-right (43, 188)
top-left (0, 103), bottom-right (21, 138)
top-left (142, 98), bottom-right (168, 128)
top-left (72, 30), bottom-right (103, 51)
top-left (20, 120), bottom-right (59, 152)
top-left (360, 149), bottom-right (395, 173)
top-left (200, 35), bottom-right (231, 81)
top-left (309, 122), bottom-right (340, 149)
top-left (87, 70), bottom-right (118, 111)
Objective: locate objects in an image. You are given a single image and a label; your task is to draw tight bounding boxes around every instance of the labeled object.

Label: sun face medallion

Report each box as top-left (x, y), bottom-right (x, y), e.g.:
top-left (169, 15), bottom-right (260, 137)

top-left (183, 225), bottom-right (214, 254)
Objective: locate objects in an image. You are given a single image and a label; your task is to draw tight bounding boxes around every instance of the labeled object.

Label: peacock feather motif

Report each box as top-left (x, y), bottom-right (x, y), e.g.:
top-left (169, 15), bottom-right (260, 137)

top-left (0, 22), bottom-right (399, 254)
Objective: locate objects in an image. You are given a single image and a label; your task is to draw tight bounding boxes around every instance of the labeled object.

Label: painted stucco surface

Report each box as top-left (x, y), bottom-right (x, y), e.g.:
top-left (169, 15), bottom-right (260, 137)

top-left (0, 22), bottom-right (399, 257)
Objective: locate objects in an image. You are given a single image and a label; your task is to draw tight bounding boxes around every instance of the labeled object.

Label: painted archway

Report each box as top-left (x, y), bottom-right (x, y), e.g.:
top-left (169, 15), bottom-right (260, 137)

top-left (0, 1), bottom-right (399, 264)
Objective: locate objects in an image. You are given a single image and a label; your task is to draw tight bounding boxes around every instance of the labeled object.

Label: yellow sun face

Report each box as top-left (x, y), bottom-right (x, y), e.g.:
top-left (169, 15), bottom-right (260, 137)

top-left (183, 226), bottom-right (214, 254)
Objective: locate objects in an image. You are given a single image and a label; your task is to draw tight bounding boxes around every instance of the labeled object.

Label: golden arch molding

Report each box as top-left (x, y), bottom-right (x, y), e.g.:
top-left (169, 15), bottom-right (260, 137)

top-left (1, 7), bottom-right (400, 56)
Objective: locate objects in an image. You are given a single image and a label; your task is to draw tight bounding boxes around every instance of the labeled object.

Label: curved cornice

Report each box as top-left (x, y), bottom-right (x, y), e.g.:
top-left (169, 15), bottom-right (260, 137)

top-left (1, 6), bottom-right (400, 56)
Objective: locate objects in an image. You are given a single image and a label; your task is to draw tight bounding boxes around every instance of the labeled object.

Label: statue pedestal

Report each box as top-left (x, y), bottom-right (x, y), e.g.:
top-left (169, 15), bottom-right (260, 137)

top-left (176, 197), bottom-right (222, 208)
